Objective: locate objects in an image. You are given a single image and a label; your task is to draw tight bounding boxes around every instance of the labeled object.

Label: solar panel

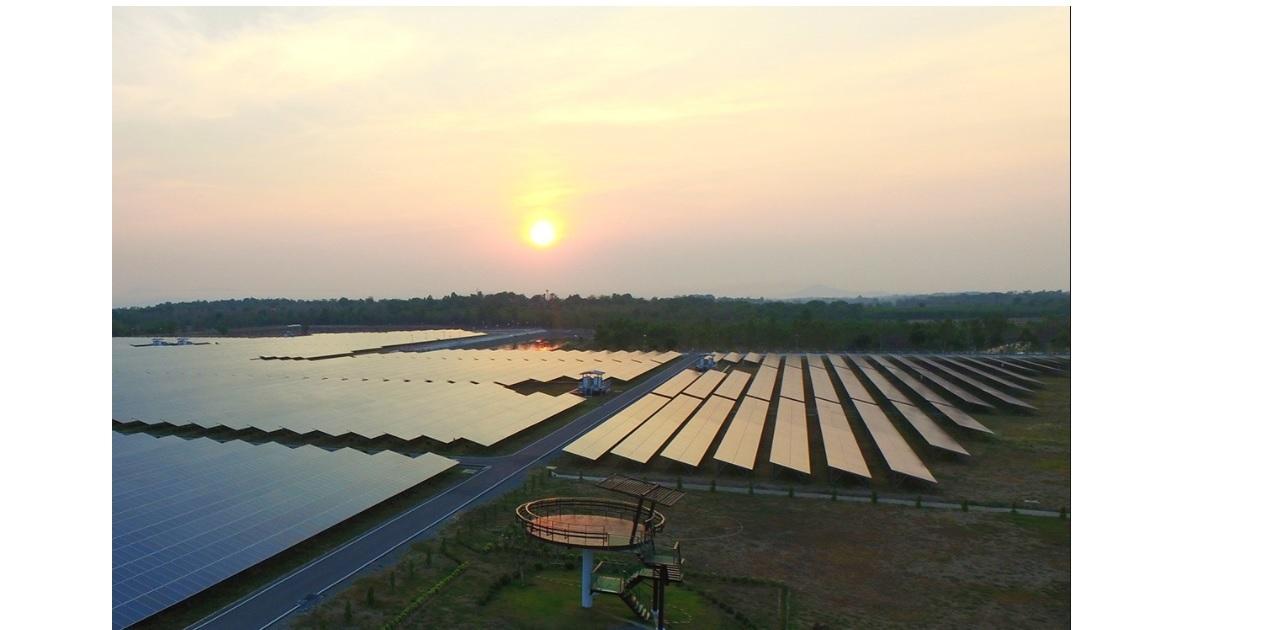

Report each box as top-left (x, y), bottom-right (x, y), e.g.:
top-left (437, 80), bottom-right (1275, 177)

top-left (853, 358), bottom-right (968, 455)
top-left (936, 356), bottom-right (1036, 393)
top-left (742, 352), bottom-right (763, 364)
top-left (1006, 357), bottom-right (1068, 375)
top-left (713, 396), bottom-right (770, 470)
top-left (913, 357), bottom-right (1037, 411)
top-left (885, 356), bottom-right (995, 410)
top-left (849, 399), bottom-right (936, 483)
top-left (115, 377), bottom-right (585, 447)
top-left (768, 398), bottom-right (810, 474)
top-left (659, 395), bottom-right (736, 466)
top-left (610, 394), bottom-right (703, 463)
top-left (814, 398), bottom-right (870, 477)
top-left (711, 369), bottom-right (751, 400)
top-left (779, 364), bottom-right (806, 402)
top-left (972, 356), bottom-right (1043, 375)
top-left (563, 394), bottom-right (669, 460)
top-left (722, 351), bottom-right (743, 364)
top-left (253, 329), bottom-right (482, 360)
top-left (745, 363), bottom-right (779, 401)
top-left (827, 355), bottom-right (878, 404)
top-left (869, 356), bottom-right (991, 434)
top-left (952, 356), bottom-right (1044, 387)
top-left (682, 369), bottom-right (727, 399)
top-left (115, 346), bottom-right (673, 393)
top-left (112, 431), bottom-right (456, 629)
top-left (807, 365), bottom-right (840, 403)
top-left (652, 369), bottom-right (701, 398)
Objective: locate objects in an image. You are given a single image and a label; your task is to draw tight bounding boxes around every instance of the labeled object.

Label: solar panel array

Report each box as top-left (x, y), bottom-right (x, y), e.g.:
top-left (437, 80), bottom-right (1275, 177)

top-left (611, 394), bottom-right (704, 463)
top-left (251, 329), bottom-right (483, 359)
top-left (115, 340), bottom-right (683, 448)
top-left (116, 342), bottom-right (679, 389)
top-left (660, 395), bottom-right (737, 466)
top-left (563, 394), bottom-right (671, 460)
top-left (112, 431), bottom-right (456, 629)
top-left (562, 351), bottom-right (1065, 484)
top-left (115, 376), bottom-right (584, 447)
top-left (122, 330), bottom-right (481, 361)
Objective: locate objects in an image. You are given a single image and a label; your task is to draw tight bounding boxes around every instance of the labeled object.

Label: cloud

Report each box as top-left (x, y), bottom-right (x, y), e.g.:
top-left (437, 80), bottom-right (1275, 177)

top-left (114, 9), bottom-right (417, 120)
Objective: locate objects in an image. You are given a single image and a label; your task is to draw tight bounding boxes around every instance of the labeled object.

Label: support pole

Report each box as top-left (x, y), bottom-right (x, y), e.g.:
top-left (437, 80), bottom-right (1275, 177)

top-left (581, 549), bottom-right (593, 608)
top-left (652, 575), bottom-right (661, 628)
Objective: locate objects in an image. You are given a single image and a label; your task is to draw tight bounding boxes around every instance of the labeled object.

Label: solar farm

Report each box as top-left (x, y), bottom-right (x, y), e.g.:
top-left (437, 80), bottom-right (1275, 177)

top-left (110, 331), bottom-right (683, 628)
top-left (564, 352), bottom-right (1069, 484)
top-left (109, 330), bottom-right (1069, 629)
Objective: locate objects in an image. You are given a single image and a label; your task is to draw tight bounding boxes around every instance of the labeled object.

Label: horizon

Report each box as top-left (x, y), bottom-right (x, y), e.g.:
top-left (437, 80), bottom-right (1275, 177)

top-left (113, 287), bottom-right (1071, 310)
top-left (114, 7), bottom-right (1069, 308)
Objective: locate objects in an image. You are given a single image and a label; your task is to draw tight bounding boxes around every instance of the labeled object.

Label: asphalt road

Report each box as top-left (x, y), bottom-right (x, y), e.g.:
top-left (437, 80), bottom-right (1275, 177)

top-left (188, 353), bottom-right (694, 630)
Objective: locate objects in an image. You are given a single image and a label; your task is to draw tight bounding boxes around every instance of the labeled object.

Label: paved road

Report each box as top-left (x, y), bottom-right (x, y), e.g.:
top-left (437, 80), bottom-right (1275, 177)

top-left (189, 354), bottom-right (694, 630)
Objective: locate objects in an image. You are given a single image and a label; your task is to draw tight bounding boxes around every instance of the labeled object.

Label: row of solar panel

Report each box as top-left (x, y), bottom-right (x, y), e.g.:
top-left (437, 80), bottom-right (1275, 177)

top-left (112, 432), bottom-right (456, 630)
top-left (114, 377), bottom-right (585, 446)
top-left (117, 329), bottom-right (482, 360)
top-left (115, 347), bottom-right (682, 389)
top-left (564, 353), bottom-right (1065, 482)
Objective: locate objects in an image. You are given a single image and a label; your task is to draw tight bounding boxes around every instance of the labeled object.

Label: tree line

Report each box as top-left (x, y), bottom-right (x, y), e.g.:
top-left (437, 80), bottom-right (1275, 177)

top-left (112, 291), bottom-right (1070, 351)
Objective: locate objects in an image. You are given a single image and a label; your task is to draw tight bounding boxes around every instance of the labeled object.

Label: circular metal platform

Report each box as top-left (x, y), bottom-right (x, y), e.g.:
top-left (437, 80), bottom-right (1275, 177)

top-left (516, 497), bottom-right (666, 550)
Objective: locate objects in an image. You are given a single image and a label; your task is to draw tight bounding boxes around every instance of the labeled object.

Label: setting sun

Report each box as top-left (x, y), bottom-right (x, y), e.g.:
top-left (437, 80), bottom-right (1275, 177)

top-left (528, 220), bottom-right (557, 248)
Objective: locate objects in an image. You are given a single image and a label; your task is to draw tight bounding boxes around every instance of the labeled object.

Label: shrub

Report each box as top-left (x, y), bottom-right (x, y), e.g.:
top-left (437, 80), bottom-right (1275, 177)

top-left (344, 600), bottom-right (352, 624)
top-left (564, 560), bottom-right (575, 571)
top-left (366, 586), bottom-right (375, 608)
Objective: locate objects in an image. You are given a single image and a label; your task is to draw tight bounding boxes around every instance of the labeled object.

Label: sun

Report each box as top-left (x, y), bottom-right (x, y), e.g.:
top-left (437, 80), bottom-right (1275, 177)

top-left (528, 219), bottom-right (558, 248)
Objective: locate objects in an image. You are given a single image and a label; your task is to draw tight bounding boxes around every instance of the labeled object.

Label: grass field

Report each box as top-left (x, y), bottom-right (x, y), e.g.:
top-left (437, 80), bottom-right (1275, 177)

top-left (294, 471), bottom-right (1069, 629)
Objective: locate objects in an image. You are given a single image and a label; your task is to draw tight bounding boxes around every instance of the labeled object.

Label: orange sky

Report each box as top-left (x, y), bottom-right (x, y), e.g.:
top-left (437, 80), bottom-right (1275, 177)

top-left (113, 7), bottom-right (1069, 306)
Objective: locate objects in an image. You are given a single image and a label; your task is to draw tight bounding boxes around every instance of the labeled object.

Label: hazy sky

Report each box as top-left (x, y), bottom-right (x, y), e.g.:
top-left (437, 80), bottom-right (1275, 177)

top-left (113, 7), bottom-right (1069, 307)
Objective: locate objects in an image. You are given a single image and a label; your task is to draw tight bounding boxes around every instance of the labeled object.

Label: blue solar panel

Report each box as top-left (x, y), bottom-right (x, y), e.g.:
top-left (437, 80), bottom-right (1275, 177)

top-left (111, 431), bottom-right (456, 629)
